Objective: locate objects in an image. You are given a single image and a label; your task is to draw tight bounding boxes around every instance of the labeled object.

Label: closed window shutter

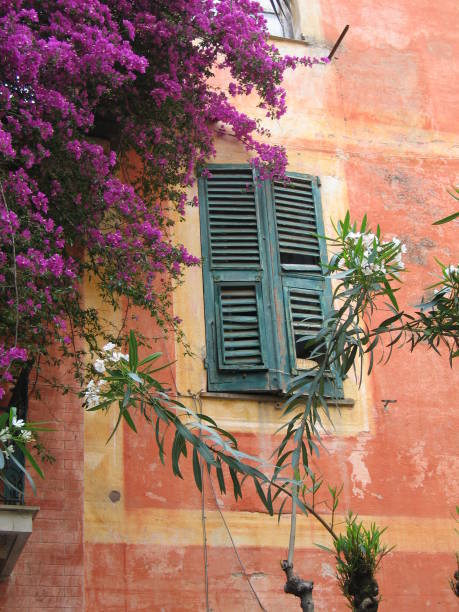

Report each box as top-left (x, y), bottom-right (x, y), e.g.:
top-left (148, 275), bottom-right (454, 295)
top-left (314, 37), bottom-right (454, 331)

top-left (199, 166), bottom-right (279, 392)
top-left (271, 174), bottom-right (343, 398)
top-left (199, 166), bottom-right (343, 398)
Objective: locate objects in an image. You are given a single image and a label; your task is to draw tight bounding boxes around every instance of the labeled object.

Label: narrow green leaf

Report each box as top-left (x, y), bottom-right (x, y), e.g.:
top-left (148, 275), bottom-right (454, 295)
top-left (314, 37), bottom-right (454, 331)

top-left (138, 352), bottom-right (162, 366)
top-left (277, 496), bottom-right (288, 524)
top-left (16, 442), bottom-right (44, 479)
top-left (216, 458), bottom-right (226, 494)
top-left (106, 408), bottom-right (124, 444)
top-left (383, 278), bottom-right (399, 310)
top-left (192, 447), bottom-right (202, 492)
top-left (154, 418), bottom-right (165, 464)
top-left (129, 330), bottom-right (138, 371)
top-left (171, 431), bottom-right (184, 479)
top-left (432, 211), bottom-right (459, 225)
top-left (9, 452), bottom-right (37, 495)
top-left (253, 477), bottom-right (273, 515)
top-left (122, 408), bottom-right (137, 433)
top-left (128, 372), bottom-right (143, 384)
top-left (229, 467), bottom-right (242, 500)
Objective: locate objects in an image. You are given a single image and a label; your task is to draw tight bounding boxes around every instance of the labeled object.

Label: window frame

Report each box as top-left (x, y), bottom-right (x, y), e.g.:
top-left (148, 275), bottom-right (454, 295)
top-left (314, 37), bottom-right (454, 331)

top-left (198, 164), bottom-right (342, 397)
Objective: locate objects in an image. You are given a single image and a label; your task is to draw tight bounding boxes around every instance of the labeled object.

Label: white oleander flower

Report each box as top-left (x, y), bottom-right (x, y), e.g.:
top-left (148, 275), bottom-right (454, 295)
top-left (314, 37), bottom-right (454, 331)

top-left (0, 427), bottom-right (11, 443)
top-left (103, 342), bottom-right (116, 352)
top-left (84, 379), bottom-right (101, 408)
top-left (85, 392), bottom-right (100, 409)
top-left (11, 416), bottom-right (24, 428)
top-left (362, 233), bottom-right (376, 249)
top-left (93, 359), bottom-right (106, 373)
top-left (110, 351), bottom-right (128, 363)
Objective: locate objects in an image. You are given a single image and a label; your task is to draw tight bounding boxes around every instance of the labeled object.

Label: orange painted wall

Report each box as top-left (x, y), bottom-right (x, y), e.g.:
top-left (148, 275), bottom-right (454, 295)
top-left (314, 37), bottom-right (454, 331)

top-left (0, 1), bottom-right (458, 611)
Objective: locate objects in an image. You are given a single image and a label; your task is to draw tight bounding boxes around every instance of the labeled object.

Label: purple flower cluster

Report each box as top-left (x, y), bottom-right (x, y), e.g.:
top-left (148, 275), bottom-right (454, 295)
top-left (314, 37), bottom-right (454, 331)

top-left (0, 0), bottom-right (326, 393)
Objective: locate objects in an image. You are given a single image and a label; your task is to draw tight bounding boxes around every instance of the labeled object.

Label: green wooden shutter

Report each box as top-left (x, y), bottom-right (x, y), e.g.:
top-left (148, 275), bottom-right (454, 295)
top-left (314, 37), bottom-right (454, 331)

top-left (269, 173), bottom-right (343, 398)
top-left (199, 166), bottom-right (343, 398)
top-left (199, 165), bottom-right (280, 392)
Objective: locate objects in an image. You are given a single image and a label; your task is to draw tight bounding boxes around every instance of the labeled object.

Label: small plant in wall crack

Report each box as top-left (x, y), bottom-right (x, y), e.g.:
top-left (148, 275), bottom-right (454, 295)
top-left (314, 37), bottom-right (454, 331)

top-left (317, 513), bottom-right (393, 612)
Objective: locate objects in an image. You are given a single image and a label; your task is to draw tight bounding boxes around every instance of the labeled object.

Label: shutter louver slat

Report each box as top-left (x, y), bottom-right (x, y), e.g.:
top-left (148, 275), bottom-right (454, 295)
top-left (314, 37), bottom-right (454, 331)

top-left (220, 285), bottom-right (263, 367)
top-left (273, 177), bottom-right (322, 272)
top-left (289, 289), bottom-right (324, 358)
top-left (207, 168), bottom-right (260, 267)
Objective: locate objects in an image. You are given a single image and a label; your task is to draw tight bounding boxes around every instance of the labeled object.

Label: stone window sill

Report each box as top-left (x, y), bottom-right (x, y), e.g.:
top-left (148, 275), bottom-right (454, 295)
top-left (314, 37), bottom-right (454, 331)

top-left (0, 505), bottom-right (39, 579)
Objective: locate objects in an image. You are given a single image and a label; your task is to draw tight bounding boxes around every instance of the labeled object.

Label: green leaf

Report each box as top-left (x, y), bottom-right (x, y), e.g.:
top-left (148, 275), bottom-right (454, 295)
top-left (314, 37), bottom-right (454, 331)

top-left (192, 447), bottom-right (202, 492)
top-left (9, 452), bottom-right (37, 495)
top-left (138, 352), bottom-right (162, 366)
top-left (129, 330), bottom-right (138, 371)
top-left (154, 418), bottom-right (166, 464)
top-left (432, 211), bottom-right (459, 225)
top-left (277, 496), bottom-right (288, 524)
top-left (122, 387), bottom-right (131, 409)
top-left (16, 442), bottom-right (44, 479)
top-left (216, 458), bottom-right (226, 494)
top-left (171, 431), bottom-right (185, 479)
top-left (315, 543), bottom-right (334, 554)
top-left (122, 408), bottom-right (137, 433)
top-left (0, 451), bottom-right (4, 470)
top-left (383, 278), bottom-right (399, 310)
top-left (9, 406), bottom-right (17, 426)
top-left (301, 441), bottom-right (309, 470)
top-left (229, 467), bottom-right (242, 500)
top-left (253, 477), bottom-right (273, 515)
top-left (128, 372), bottom-right (143, 384)
top-left (106, 408), bottom-right (123, 444)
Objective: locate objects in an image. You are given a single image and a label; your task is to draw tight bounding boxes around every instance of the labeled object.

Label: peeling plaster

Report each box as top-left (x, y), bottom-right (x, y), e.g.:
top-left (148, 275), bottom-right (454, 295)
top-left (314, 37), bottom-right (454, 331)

top-left (145, 492), bottom-right (167, 503)
top-left (320, 562), bottom-right (335, 579)
top-left (407, 440), bottom-right (428, 489)
top-left (349, 440), bottom-right (371, 499)
top-left (435, 455), bottom-right (459, 505)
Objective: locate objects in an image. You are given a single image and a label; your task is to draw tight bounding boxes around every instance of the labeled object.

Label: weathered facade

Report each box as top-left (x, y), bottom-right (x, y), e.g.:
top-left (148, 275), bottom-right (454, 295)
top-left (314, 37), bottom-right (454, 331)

top-left (1, 0), bottom-right (458, 610)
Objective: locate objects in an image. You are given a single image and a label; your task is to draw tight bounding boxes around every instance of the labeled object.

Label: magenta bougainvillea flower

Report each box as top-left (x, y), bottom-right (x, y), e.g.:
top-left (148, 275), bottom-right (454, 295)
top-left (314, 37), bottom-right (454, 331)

top-left (0, 0), bottom-right (328, 394)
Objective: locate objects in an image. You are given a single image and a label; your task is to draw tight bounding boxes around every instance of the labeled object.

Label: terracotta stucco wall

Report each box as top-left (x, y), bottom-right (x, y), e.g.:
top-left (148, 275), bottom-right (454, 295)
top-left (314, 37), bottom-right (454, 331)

top-left (84, 1), bottom-right (459, 609)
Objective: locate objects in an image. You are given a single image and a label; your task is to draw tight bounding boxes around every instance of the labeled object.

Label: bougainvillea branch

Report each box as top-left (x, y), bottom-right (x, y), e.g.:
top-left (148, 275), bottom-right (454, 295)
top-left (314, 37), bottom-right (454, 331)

top-left (0, 1), bottom-right (328, 396)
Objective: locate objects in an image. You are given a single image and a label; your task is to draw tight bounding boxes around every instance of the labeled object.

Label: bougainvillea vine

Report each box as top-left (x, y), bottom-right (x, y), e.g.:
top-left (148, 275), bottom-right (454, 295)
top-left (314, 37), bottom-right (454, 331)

top-left (0, 0), bottom-right (329, 397)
